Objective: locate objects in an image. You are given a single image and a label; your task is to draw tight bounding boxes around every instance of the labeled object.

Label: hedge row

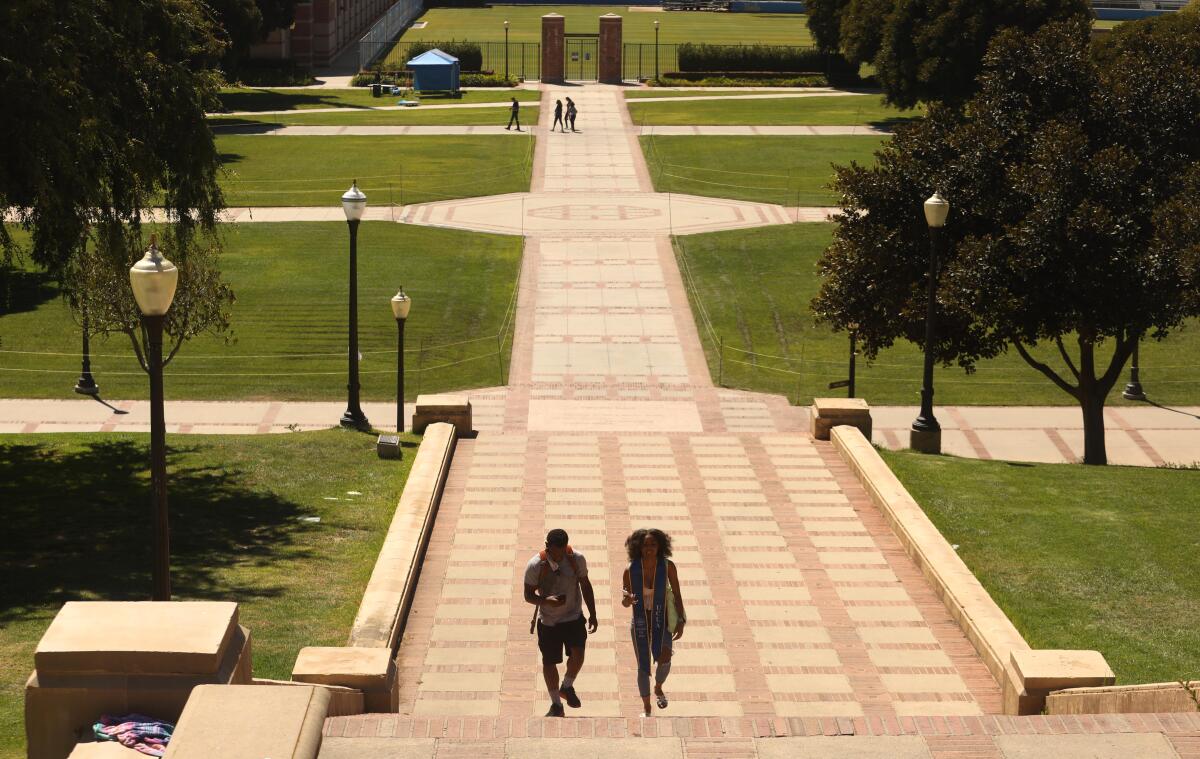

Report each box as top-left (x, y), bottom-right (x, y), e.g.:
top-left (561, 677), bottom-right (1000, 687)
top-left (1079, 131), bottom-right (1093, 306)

top-left (404, 41), bottom-right (483, 71)
top-left (677, 43), bottom-right (826, 73)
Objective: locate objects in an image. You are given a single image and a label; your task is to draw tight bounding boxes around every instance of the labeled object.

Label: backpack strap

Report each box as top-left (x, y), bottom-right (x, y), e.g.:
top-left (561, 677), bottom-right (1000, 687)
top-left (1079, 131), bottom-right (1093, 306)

top-left (529, 547), bottom-right (581, 633)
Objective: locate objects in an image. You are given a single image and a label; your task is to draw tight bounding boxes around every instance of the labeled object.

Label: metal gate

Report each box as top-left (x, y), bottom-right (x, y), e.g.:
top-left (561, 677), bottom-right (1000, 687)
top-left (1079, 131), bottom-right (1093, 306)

top-left (564, 34), bottom-right (598, 80)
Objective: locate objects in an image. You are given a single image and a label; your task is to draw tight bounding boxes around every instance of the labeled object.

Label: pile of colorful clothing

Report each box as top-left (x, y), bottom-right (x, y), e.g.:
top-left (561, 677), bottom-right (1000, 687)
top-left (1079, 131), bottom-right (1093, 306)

top-left (93, 714), bottom-right (174, 757)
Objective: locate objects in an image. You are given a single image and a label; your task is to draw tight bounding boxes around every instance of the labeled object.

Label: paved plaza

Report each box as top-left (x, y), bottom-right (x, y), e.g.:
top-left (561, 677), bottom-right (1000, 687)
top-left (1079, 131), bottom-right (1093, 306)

top-left (6, 82), bottom-right (1198, 757)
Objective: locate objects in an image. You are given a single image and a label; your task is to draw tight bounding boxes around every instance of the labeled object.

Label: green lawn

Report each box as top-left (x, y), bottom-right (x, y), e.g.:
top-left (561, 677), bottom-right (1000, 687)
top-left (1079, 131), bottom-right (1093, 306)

top-left (644, 134), bottom-right (884, 206)
top-left (626, 88), bottom-right (833, 99)
top-left (674, 224), bottom-right (1200, 405)
top-left (628, 94), bottom-right (921, 126)
top-left (210, 105), bottom-right (540, 128)
top-left (0, 223), bottom-right (521, 401)
top-left (884, 450), bottom-right (1200, 685)
top-left (393, 6), bottom-right (814, 46)
top-left (0, 429), bottom-right (419, 759)
top-left (216, 87), bottom-right (538, 113)
top-left (216, 134), bottom-right (533, 206)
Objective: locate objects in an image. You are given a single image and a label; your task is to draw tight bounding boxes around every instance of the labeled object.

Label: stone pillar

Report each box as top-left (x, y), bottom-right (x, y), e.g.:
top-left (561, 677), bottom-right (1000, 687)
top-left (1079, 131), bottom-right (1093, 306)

top-left (541, 13), bottom-right (565, 84)
top-left (598, 14), bottom-right (623, 84)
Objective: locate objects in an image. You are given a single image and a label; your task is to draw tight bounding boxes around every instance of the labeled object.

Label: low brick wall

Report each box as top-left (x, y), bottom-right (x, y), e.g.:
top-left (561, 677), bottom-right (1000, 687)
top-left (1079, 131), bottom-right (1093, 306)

top-left (830, 426), bottom-right (1114, 714)
top-left (348, 422), bottom-right (457, 650)
top-left (1047, 681), bottom-right (1200, 715)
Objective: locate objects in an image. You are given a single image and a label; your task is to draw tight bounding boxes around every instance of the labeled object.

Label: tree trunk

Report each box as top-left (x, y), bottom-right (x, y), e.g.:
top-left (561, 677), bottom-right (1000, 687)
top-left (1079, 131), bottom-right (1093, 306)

top-left (1077, 336), bottom-right (1108, 466)
top-left (1079, 390), bottom-right (1108, 466)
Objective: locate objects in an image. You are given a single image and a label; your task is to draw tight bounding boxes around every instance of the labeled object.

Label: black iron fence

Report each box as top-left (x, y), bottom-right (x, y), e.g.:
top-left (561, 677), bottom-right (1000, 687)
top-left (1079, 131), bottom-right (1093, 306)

top-left (623, 43), bottom-right (681, 82)
top-left (375, 41), bottom-right (541, 80)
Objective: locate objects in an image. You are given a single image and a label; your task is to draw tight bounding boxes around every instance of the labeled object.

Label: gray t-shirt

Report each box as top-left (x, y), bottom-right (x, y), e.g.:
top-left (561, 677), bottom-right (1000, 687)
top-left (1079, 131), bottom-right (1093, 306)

top-left (524, 551), bottom-right (588, 626)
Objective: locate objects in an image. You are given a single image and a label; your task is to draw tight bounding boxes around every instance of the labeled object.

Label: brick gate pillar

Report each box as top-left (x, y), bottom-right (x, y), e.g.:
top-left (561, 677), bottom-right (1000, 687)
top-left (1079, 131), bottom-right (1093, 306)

top-left (598, 13), bottom-right (623, 84)
top-left (541, 13), bottom-right (565, 84)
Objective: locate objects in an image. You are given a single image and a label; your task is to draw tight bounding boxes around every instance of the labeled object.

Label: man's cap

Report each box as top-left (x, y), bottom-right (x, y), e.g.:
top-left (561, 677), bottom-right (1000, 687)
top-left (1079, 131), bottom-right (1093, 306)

top-left (546, 528), bottom-right (569, 547)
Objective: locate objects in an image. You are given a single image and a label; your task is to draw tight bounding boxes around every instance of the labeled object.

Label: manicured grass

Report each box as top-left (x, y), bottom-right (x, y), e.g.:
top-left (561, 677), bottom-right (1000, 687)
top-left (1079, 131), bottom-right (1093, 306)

top-left (393, 6), bottom-right (814, 46)
top-left (0, 429), bottom-right (419, 759)
top-left (0, 223), bottom-right (521, 401)
top-left (643, 135), bottom-right (884, 205)
top-left (674, 224), bottom-right (1200, 405)
top-left (883, 450), bottom-right (1200, 685)
top-left (626, 88), bottom-right (832, 99)
top-left (210, 105), bottom-right (540, 128)
top-left (628, 94), bottom-right (921, 126)
top-left (215, 134), bottom-right (533, 206)
top-left (216, 87), bottom-right (538, 113)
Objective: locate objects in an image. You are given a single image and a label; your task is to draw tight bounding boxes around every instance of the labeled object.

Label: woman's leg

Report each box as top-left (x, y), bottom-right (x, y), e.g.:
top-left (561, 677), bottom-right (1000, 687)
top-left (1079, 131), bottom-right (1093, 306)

top-left (654, 643), bottom-right (672, 698)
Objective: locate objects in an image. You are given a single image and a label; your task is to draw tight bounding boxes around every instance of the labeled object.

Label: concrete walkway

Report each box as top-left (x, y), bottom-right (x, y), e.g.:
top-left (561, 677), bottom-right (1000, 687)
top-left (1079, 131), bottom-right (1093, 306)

top-left (5, 398), bottom-right (1195, 467)
top-left (211, 124), bottom-right (539, 136)
top-left (380, 84), bottom-right (1004, 731)
top-left (319, 720), bottom-right (1200, 758)
top-left (637, 125), bottom-right (892, 136)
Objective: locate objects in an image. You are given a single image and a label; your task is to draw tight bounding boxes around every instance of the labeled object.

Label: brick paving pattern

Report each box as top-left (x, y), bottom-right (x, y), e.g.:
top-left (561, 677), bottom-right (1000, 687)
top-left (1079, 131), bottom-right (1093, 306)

top-left (389, 85), bottom-right (1005, 728)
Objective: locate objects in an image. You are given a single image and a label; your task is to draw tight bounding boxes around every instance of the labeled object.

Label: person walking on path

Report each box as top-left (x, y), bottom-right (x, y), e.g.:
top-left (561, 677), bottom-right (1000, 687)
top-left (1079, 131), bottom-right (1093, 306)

top-left (506, 97), bottom-right (522, 131)
top-left (565, 97), bottom-right (578, 132)
top-left (552, 99), bottom-right (565, 132)
top-left (524, 528), bottom-right (598, 717)
top-left (622, 528), bottom-right (686, 717)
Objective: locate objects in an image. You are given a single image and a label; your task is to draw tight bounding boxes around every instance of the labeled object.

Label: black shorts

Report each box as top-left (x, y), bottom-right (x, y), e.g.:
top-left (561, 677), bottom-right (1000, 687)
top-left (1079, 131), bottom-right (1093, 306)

top-left (537, 615), bottom-right (587, 664)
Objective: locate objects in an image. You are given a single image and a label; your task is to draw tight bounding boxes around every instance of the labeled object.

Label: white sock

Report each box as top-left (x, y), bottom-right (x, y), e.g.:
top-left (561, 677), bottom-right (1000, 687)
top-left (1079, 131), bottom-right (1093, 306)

top-left (561, 675), bottom-right (575, 689)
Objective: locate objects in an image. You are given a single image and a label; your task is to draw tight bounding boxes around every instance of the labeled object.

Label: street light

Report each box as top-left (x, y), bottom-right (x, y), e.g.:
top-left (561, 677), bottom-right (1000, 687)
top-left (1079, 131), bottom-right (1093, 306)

top-left (341, 181), bottom-right (370, 431)
top-left (847, 322), bottom-right (859, 399)
top-left (504, 20), bottom-right (510, 82)
top-left (129, 234), bottom-right (178, 601)
top-left (654, 20), bottom-right (660, 81)
top-left (1122, 336), bottom-right (1147, 401)
top-left (391, 287), bottom-right (411, 433)
top-left (74, 305), bottom-right (99, 396)
top-left (910, 191), bottom-right (948, 454)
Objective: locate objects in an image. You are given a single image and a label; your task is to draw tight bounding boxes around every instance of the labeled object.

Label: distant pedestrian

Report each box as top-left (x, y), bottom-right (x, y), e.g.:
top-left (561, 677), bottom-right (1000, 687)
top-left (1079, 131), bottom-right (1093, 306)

top-left (552, 99), bottom-right (565, 132)
top-left (565, 97), bottom-right (578, 132)
top-left (506, 97), bottom-right (522, 131)
top-left (524, 528), bottom-right (599, 717)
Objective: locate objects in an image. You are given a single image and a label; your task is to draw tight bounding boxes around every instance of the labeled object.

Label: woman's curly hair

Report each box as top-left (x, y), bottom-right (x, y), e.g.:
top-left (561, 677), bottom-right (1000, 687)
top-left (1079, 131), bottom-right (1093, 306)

top-left (625, 528), bottom-right (673, 563)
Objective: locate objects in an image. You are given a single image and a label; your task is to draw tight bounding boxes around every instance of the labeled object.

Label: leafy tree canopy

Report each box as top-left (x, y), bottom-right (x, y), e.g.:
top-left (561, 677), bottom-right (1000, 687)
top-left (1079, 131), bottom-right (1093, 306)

top-left (813, 17), bottom-right (1200, 464)
top-left (1, 1), bottom-right (234, 368)
top-left (805, 0), bottom-right (848, 53)
top-left (207, 0), bottom-right (298, 73)
top-left (809, 0), bottom-right (1092, 109)
top-left (0, 0), bottom-right (226, 276)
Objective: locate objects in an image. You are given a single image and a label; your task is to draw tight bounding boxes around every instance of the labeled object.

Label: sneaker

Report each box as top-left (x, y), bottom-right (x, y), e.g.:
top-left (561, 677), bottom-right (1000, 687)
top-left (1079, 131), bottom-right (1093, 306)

top-left (545, 703), bottom-right (565, 717)
top-left (559, 685), bottom-right (581, 708)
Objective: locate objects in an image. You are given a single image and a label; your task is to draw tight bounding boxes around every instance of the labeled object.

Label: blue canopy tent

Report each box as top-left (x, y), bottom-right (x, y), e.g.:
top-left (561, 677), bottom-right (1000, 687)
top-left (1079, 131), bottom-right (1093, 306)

top-left (406, 49), bottom-right (461, 94)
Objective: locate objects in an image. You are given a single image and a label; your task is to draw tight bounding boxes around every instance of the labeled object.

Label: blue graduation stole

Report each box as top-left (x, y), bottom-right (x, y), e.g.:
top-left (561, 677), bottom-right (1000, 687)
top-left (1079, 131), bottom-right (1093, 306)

top-left (630, 557), bottom-right (667, 676)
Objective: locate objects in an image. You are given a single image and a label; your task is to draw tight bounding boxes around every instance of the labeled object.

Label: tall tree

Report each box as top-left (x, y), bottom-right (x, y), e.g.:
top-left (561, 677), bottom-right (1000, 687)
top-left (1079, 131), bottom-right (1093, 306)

top-left (68, 225), bottom-right (235, 372)
top-left (1, 0), bottom-right (233, 374)
top-left (806, 0), bottom-right (850, 53)
top-left (813, 17), bottom-right (1200, 465)
top-left (874, 0), bottom-right (1092, 109)
top-left (206, 0), bottom-right (298, 73)
top-left (0, 0), bottom-right (226, 276)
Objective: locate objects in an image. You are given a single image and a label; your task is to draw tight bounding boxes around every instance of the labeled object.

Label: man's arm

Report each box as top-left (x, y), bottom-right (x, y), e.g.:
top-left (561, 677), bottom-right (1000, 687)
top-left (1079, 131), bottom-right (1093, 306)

top-left (579, 576), bottom-right (598, 632)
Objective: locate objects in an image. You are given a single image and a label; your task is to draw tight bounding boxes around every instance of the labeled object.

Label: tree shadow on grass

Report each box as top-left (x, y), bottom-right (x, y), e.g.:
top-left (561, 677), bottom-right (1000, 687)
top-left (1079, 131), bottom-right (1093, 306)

top-left (0, 439), bottom-right (313, 624)
top-left (0, 267), bottom-right (60, 317)
top-left (216, 90), bottom-right (369, 113)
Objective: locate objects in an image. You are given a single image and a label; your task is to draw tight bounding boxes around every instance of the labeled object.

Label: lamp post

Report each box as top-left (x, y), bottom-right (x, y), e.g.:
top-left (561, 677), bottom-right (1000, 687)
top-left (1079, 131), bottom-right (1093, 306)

top-left (847, 322), bottom-right (858, 399)
top-left (74, 306), bottom-right (99, 396)
top-left (653, 20), bottom-right (660, 81)
top-left (129, 234), bottom-right (178, 601)
top-left (910, 191), bottom-right (948, 454)
top-left (391, 287), bottom-right (411, 432)
top-left (504, 20), bottom-right (510, 82)
top-left (1122, 336), bottom-right (1147, 401)
top-left (341, 181), bottom-right (370, 430)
